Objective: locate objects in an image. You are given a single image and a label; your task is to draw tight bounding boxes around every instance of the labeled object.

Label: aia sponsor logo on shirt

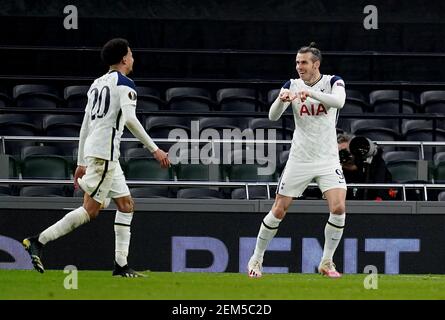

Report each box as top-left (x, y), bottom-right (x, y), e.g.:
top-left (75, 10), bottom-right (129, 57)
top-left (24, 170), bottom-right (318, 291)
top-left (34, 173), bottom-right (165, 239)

top-left (299, 103), bottom-right (327, 116)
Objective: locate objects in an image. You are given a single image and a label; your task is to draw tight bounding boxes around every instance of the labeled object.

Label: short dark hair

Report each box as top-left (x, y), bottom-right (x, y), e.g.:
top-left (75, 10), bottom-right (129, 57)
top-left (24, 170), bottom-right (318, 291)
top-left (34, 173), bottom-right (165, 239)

top-left (298, 42), bottom-right (322, 63)
top-left (101, 38), bottom-right (130, 66)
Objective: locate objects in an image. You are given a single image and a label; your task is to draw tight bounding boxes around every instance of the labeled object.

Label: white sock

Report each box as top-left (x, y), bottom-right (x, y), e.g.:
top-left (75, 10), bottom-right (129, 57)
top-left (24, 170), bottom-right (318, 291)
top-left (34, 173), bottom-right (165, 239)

top-left (114, 210), bottom-right (133, 267)
top-left (322, 212), bottom-right (346, 261)
top-left (38, 207), bottom-right (90, 245)
top-left (252, 211), bottom-right (282, 262)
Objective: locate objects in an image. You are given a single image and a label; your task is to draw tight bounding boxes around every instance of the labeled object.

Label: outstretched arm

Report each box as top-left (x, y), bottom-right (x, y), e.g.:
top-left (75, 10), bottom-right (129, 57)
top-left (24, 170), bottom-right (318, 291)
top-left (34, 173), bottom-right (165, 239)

top-left (76, 112), bottom-right (90, 166)
top-left (122, 104), bottom-right (170, 168)
top-left (74, 112), bottom-right (90, 188)
top-left (122, 104), bottom-right (157, 152)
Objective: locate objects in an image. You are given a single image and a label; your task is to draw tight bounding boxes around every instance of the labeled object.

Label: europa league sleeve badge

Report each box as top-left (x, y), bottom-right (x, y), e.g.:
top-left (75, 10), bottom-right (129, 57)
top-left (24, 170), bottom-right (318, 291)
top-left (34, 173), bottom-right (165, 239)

top-left (128, 91), bottom-right (137, 101)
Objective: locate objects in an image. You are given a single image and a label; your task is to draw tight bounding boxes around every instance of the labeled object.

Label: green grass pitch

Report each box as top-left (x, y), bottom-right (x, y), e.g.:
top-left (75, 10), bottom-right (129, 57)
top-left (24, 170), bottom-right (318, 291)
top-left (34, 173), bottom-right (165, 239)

top-left (1, 270), bottom-right (445, 300)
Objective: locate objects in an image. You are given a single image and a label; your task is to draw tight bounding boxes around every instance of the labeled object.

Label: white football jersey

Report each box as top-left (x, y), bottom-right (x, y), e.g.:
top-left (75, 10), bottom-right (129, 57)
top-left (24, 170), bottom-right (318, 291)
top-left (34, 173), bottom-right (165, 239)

top-left (285, 74), bottom-right (344, 163)
top-left (83, 70), bottom-right (137, 161)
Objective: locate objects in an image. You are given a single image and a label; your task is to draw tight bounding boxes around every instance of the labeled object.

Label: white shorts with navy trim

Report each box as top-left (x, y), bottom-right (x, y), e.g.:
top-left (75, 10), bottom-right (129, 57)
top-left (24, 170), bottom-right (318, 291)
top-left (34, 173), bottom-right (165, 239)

top-left (77, 157), bottom-right (130, 204)
top-left (277, 160), bottom-right (347, 198)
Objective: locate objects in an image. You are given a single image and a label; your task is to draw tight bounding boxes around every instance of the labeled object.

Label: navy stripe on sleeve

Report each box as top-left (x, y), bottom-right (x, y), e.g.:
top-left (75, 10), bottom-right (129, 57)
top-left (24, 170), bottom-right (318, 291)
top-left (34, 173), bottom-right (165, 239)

top-left (117, 72), bottom-right (136, 90)
top-left (330, 75), bottom-right (343, 88)
top-left (282, 80), bottom-right (291, 89)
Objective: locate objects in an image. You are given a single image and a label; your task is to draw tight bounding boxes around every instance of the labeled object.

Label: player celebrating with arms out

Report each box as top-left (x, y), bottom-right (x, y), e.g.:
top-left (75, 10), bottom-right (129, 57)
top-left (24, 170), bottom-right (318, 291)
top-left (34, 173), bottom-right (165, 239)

top-left (23, 38), bottom-right (170, 277)
top-left (248, 43), bottom-right (347, 278)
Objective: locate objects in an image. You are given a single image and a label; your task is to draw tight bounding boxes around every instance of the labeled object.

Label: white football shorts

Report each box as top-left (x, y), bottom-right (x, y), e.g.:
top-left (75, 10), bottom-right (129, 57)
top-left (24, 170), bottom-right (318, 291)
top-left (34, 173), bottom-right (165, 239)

top-left (277, 159), bottom-right (347, 198)
top-left (77, 157), bottom-right (130, 205)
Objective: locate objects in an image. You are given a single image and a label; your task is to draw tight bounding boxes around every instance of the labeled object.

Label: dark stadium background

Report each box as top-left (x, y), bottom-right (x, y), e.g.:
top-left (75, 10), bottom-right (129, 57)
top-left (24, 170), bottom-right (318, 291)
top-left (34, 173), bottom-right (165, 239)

top-left (1, 0), bottom-right (445, 274)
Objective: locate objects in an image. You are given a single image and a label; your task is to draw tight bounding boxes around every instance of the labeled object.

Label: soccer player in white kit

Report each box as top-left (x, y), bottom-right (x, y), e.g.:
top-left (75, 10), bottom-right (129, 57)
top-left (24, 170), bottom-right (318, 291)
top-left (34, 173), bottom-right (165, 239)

top-left (248, 43), bottom-right (347, 278)
top-left (23, 38), bottom-right (170, 277)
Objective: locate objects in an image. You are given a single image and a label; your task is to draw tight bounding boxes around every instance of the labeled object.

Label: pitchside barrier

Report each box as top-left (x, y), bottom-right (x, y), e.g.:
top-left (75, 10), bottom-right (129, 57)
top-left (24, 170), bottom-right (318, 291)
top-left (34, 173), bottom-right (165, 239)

top-left (1, 136), bottom-right (445, 274)
top-left (1, 196), bottom-right (445, 274)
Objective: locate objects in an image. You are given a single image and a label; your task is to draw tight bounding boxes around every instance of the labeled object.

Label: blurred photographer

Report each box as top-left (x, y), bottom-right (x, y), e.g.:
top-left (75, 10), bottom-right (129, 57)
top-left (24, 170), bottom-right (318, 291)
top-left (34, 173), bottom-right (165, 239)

top-left (338, 133), bottom-right (394, 200)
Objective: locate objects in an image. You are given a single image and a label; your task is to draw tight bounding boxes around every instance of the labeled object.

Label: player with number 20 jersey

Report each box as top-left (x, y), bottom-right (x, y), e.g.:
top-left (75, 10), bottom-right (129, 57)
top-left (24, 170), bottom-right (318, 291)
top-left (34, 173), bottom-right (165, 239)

top-left (23, 39), bottom-right (170, 278)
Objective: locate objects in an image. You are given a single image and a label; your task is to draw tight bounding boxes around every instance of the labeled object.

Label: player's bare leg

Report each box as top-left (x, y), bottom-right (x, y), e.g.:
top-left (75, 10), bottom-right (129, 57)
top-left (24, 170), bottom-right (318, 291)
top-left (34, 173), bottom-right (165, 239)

top-left (248, 194), bottom-right (293, 278)
top-left (318, 188), bottom-right (346, 278)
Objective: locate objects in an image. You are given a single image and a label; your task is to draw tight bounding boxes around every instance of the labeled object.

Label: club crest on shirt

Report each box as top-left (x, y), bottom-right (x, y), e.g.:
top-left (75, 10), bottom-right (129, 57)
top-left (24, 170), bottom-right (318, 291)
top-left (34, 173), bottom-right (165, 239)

top-left (128, 91), bottom-right (137, 101)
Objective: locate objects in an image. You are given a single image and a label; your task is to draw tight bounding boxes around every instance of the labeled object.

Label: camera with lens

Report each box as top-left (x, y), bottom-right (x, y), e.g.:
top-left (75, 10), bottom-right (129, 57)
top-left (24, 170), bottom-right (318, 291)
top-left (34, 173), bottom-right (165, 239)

top-left (338, 134), bottom-right (393, 200)
top-left (338, 135), bottom-right (378, 165)
top-left (348, 136), bottom-right (377, 161)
